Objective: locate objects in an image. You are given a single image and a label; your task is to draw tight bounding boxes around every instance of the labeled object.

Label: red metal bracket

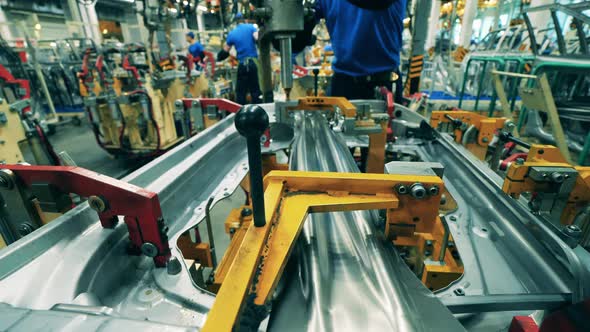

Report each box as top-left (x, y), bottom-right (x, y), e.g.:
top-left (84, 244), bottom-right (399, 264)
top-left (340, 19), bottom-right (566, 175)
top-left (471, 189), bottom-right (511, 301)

top-left (182, 98), bottom-right (242, 114)
top-left (0, 165), bottom-right (171, 267)
top-left (122, 55), bottom-right (142, 87)
top-left (0, 64), bottom-right (31, 101)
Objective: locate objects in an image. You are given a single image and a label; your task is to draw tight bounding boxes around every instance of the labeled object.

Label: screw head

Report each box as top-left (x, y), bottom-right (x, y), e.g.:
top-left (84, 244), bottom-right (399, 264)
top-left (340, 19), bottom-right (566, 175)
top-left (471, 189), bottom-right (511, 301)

top-left (141, 242), bottom-right (159, 257)
top-left (395, 184), bottom-right (408, 195)
top-left (564, 224), bottom-right (582, 238)
top-left (515, 158), bottom-right (525, 165)
top-left (429, 185), bottom-right (440, 196)
top-left (167, 257), bottom-right (182, 275)
top-left (18, 223), bottom-right (34, 236)
top-left (482, 137), bottom-right (489, 143)
top-left (550, 172), bottom-right (564, 184)
top-left (410, 183), bottom-right (426, 199)
top-left (241, 208), bottom-right (253, 217)
top-left (88, 195), bottom-right (107, 213)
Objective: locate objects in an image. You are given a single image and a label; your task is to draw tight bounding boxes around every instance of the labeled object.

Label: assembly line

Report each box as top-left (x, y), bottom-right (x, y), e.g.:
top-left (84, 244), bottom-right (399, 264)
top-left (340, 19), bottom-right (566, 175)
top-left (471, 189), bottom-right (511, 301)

top-left (0, 0), bottom-right (589, 331)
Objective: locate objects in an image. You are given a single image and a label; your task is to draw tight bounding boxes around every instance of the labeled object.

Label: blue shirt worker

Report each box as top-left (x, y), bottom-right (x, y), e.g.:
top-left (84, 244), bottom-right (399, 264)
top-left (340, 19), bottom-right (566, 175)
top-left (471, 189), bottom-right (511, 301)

top-left (314, 0), bottom-right (406, 100)
top-left (217, 17), bottom-right (261, 105)
top-left (186, 32), bottom-right (205, 61)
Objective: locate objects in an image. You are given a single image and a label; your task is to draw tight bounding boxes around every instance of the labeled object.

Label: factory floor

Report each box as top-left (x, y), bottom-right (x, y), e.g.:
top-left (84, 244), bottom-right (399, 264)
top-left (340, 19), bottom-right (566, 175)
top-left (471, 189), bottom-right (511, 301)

top-left (40, 122), bottom-right (145, 178)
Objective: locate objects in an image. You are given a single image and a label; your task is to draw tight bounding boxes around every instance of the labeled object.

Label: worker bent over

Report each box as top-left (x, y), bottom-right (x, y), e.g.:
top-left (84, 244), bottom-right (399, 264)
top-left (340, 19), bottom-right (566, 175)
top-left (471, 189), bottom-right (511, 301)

top-left (218, 15), bottom-right (261, 105)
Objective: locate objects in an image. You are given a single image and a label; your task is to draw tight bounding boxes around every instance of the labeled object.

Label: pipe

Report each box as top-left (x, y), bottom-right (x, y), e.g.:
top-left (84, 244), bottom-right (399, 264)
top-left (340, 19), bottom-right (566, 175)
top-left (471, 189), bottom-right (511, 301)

top-left (524, 111), bottom-right (584, 153)
top-left (259, 35), bottom-right (274, 102)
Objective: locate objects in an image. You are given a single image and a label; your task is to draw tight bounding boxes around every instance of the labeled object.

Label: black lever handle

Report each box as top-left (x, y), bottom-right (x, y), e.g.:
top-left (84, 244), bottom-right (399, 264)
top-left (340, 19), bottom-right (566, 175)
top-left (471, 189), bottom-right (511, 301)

top-left (235, 105), bottom-right (269, 227)
top-left (444, 113), bottom-right (463, 128)
top-left (312, 68), bottom-right (320, 97)
top-left (498, 131), bottom-right (531, 149)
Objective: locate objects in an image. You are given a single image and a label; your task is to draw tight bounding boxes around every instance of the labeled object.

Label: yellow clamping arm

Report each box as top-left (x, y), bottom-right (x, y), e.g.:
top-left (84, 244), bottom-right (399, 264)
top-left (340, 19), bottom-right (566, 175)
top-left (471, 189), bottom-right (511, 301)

top-left (430, 111), bottom-right (507, 160)
top-left (286, 96), bottom-right (357, 117)
top-left (287, 97), bottom-right (389, 173)
top-left (202, 170), bottom-right (443, 332)
top-left (502, 144), bottom-right (590, 225)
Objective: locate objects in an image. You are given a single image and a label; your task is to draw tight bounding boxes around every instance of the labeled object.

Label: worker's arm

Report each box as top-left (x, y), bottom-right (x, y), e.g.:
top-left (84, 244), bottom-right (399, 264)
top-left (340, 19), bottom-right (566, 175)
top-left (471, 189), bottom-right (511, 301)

top-left (218, 44), bottom-right (231, 61)
top-left (218, 32), bottom-right (233, 61)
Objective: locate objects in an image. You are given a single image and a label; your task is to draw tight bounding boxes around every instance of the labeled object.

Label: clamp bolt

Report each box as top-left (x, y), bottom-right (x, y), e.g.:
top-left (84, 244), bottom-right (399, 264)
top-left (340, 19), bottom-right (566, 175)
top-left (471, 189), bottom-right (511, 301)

top-left (241, 208), bottom-right (253, 217)
top-left (167, 257), bottom-right (182, 275)
top-left (564, 224), bottom-right (582, 238)
top-left (18, 223), bottom-right (34, 236)
top-left (141, 242), bottom-right (159, 257)
top-left (395, 184), bottom-right (408, 195)
top-left (550, 172), bottom-right (565, 184)
top-left (410, 183), bottom-right (427, 199)
top-left (88, 195), bottom-right (107, 213)
top-left (428, 185), bottom-right (440, 196)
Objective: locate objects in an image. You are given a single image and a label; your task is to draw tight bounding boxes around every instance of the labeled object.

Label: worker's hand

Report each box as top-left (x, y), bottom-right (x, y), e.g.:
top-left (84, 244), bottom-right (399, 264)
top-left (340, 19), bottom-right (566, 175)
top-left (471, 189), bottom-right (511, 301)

top-left (217, 49), bottom-right (230, 61)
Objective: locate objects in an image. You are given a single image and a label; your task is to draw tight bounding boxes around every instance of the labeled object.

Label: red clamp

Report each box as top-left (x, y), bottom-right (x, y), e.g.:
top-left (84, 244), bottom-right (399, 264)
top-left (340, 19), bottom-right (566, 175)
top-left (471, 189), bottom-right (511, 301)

top-left (0, 64), bottom-right (31, 104)
top-left (0, 165), bottom-right (171, 267)
top-left (182, 98), bottom-right (242, 114)
top-left (122, 55), bottom-right (142, 87)
top-left (500, 152), bottom-right (528, 171)
top-left (378, 86), bottom-right (395, 138)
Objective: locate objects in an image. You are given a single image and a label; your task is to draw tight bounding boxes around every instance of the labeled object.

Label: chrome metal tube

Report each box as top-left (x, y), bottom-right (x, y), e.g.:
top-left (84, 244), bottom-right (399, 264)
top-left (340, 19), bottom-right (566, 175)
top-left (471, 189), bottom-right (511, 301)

top-left (268, 112), bottom-right (463, 331)
top-left (278, 36), bottom-right (293, 91)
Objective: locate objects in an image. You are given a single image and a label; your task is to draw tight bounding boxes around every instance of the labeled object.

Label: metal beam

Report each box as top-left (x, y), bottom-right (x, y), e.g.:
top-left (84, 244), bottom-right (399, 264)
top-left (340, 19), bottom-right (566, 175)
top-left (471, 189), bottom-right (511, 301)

top-left (441, 293), bottom-right (571, 314)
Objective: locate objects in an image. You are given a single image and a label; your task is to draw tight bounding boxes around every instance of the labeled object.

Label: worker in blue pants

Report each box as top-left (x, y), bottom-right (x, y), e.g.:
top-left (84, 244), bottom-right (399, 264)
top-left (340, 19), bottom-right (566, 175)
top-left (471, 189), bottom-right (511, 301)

top-left (217, 15), bottom-right (261, 105)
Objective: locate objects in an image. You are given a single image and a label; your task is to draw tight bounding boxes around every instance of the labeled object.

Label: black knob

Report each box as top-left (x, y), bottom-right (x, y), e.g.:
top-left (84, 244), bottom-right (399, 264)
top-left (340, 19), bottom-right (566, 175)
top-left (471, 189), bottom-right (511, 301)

top-left (235, 105), bottom-right (269, 228)
top-left (235, 104), bottom-right (269, 138)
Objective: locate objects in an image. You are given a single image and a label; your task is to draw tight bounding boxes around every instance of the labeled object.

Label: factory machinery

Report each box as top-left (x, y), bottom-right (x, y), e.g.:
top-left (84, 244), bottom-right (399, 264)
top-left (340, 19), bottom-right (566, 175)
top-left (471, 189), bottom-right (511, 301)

top-left (0, 94), bottom-right (589, 331)
top-left (78, 38), bottom-right (222, 157)
top-left (1, 1), bottom-right (590, 331)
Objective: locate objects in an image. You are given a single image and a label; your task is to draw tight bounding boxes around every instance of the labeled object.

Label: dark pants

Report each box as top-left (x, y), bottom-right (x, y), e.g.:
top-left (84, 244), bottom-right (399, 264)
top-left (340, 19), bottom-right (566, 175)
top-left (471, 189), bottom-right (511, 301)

top-left (330, 71), bottom-right (403, 103)
top-left (235, 59), bottom-right (261, 105)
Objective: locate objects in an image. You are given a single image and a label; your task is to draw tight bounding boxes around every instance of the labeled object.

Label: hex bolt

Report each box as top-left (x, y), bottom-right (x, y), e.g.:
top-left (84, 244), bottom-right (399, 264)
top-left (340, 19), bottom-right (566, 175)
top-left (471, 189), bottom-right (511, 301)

top-left (241, 208), bottom-right (253, 217)
top-left (18, 223), bottom-right (34, 236)
top-left (424, 250), bottom-right (432, 256)
top-left (425, 240), bottom-right (433, 247)
top-left (453, 288), bottom-right (465, 296)
top-left (141, 242), bottom-right (159, 257)
top-left (564, 224), bottom-right (582, 239)
top-left (395, 184), bottom-right (408, 195)
top-left (167, 257), bottom-right (182, 275)
top-left (550, 172), bottom-right (565, 184)
top-left (482, 137), bottom-right (489, 143)
top-left (88, 195), bottom-right (108, 213)
top-left (428, 185), bottom-right (440, 196)
top-left (515, 158), bottom-right (525, 165)
top-left (410, 183), bottom-right (427, 199)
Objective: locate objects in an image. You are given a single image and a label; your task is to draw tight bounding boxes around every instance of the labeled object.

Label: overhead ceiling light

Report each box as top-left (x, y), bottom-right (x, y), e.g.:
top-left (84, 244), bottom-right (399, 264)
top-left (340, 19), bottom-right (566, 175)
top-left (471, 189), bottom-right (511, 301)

top-left (34, 23), bottom-right (41, 31)
top-left (103, 28), bottom-right (108, 34)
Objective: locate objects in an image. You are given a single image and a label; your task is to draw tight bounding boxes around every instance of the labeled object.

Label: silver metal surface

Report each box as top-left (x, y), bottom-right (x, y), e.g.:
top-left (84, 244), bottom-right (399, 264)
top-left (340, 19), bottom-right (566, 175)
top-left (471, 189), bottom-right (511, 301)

top-left (0, 114), bottom-right (251, 330)
top-left (268, 112), bottom-right (465, 331)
